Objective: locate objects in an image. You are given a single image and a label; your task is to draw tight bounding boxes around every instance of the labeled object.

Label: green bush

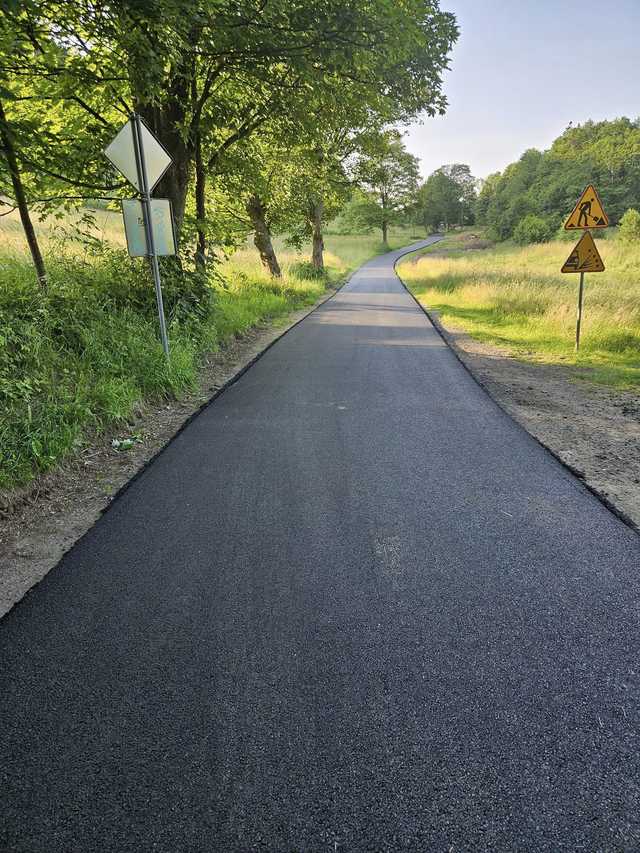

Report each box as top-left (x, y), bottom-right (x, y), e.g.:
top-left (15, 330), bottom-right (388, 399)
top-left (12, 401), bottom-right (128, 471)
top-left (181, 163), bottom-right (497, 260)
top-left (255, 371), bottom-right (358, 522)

top-left (288, 260), bottom-right (328, 280)
top-left (513, 214), bottom-right (553, 245)
top-left (618, 208), bottom-right (640, 243)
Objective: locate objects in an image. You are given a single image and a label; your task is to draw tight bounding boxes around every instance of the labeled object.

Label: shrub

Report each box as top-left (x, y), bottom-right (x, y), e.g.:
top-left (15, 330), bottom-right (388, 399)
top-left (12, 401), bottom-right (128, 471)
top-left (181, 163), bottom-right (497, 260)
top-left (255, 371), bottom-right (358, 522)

top-left (618, 208), bottom-right (640, 243)
top-left (513, 215), bottom-right (553, 245)
top-left (288, 260), bottom-right (328, 280)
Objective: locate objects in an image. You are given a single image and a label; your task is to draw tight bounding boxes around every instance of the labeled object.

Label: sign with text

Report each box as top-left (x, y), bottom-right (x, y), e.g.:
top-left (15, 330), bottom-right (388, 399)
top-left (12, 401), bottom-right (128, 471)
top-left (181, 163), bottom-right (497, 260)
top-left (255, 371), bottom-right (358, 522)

top-left (122, 199), bottom-right (177, 257)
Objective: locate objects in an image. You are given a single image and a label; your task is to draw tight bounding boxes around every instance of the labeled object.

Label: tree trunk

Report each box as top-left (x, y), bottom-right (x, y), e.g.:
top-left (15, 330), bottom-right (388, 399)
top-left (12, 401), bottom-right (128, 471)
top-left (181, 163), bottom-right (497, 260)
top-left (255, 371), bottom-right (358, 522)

top-left (246, 195), bottom-right (281, 277)
top-left (309, 198), bottom-right (324, 270)
top-left (194, 130), bottom-right (206, 272)
top-left (139, 86), bottom-right (191, 243)
top-left (381, 191), bottom-right (389, 246)
top-left (0, 101), bottom-right (47, 289)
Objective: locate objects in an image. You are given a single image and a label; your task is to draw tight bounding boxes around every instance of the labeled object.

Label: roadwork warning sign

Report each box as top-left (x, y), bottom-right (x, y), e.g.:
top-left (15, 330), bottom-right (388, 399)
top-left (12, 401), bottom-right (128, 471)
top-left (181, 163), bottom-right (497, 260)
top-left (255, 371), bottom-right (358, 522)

top-left (564, 185), bottom-right (609, 230)
top-left (561, 231), bottom-right (605, 273)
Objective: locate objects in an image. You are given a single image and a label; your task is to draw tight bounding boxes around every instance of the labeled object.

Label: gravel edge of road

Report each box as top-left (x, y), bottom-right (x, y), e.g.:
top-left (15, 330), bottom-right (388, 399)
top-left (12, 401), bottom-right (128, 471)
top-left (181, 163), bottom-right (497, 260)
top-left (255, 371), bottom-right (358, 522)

top-left (394, 255), bottom-right (640, 537)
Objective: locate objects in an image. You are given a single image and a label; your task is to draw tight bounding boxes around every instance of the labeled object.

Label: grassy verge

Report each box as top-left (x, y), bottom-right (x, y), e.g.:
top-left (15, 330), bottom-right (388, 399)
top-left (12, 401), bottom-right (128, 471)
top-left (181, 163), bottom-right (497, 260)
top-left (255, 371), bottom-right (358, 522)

top-left (398, 229), bottom-right (640, 389)
top-left (1, 220), bottom-right (420, 490)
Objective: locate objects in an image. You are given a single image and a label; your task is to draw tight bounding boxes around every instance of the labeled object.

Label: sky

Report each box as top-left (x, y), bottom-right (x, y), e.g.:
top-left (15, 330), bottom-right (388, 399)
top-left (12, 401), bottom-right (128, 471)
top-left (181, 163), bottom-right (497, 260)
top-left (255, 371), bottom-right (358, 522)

top-left (404, 0), bottom-right (640, 180)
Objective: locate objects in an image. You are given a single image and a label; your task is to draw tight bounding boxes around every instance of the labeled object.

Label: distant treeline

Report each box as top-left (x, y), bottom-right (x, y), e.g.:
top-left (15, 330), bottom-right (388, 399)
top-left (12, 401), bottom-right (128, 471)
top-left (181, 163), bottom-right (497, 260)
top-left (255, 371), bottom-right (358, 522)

top-left (413, 118), bottom-right (640, 243)
top-left (476, 118), bottom-right (640, 241)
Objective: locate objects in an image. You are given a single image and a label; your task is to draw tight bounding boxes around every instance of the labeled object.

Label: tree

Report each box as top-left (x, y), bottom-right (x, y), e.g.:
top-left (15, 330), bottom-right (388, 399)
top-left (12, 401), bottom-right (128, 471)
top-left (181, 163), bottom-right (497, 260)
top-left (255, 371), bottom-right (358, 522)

top-left (513, 214), bottom-right (553, 245)
top-left (417, 165), bottom-right (473, 231)
top-left (618, 208), bottom-right (640, 243)
top-left (441, 163), bottom-right (477, 225)
top-left (350, 131), bottom-right (421, 245)
top-left (474, 172), bottom-right (501, 226)
top-left (2, 0), bottom-right (458, 277)
top-left (0, 99), bottom-right (47, 288)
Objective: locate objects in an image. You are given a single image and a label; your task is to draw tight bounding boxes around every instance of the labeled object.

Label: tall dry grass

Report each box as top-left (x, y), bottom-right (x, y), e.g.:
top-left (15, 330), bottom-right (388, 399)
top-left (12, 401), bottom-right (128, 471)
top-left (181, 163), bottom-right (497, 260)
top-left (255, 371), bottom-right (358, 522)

top-left (399, 236), bottom-right (640, 387)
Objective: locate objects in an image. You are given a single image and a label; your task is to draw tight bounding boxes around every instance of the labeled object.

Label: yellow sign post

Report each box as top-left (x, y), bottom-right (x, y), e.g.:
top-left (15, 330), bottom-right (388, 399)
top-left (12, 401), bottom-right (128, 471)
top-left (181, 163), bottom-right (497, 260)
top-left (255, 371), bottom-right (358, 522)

top-left (561, 187), bottom-right (608, 350)
top-left (564, 184), bottom-right (609, 230)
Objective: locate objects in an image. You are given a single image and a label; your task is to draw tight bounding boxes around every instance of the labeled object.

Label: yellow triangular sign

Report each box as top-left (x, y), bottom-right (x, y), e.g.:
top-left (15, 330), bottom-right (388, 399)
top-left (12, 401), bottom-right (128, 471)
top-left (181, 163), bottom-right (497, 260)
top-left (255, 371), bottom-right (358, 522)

top-left (564, 184), bottom-right (609, 230)
top-left (561, 231), bottom-right (605, 273)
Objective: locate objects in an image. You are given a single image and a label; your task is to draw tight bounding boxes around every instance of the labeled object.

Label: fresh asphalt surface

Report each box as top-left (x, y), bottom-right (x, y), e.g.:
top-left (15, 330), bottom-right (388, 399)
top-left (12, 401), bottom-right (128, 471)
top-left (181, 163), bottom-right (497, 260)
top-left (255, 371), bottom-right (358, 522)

top-left (2, 238), bottom-right (640, 851)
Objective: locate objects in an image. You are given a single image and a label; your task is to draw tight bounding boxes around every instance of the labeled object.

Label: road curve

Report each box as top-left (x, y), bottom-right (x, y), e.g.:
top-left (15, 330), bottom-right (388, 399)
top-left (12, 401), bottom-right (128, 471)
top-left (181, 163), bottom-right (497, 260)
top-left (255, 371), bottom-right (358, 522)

top-left (2, 239), bottom-right (640, 851)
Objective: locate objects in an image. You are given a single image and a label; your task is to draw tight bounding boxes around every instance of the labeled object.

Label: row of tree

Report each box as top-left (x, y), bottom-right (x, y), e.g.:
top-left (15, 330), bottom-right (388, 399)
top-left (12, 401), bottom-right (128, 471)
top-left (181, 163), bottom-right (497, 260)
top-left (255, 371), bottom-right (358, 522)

top-left (0, 0), bottom-right (459, 286)
top-left (475, 118), bottom-right (640, 240)
top-left (412, 118), bottom-right (640, 244)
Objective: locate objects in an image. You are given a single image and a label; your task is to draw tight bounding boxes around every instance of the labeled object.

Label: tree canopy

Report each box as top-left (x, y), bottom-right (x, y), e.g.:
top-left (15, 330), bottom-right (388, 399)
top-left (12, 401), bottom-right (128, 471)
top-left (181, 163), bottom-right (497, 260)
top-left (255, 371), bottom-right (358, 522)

top-left (415, 163), bottom-right (477, 231)
top-left (1, 0), bottom-right (459, 279)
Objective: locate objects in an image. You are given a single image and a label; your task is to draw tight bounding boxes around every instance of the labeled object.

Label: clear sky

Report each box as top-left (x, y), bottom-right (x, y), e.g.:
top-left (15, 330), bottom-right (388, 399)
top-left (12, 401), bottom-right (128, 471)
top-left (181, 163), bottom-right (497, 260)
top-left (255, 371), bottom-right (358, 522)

top-left (404, 0), bottom-right (640, 181)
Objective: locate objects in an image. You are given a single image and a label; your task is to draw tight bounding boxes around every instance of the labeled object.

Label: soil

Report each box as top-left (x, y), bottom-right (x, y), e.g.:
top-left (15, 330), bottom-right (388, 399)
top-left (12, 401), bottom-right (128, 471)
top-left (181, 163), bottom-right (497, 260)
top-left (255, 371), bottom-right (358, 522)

top-left (0, 292), bottom-right (335, 617)
top-left (424, 308), bottom-right (640, 533)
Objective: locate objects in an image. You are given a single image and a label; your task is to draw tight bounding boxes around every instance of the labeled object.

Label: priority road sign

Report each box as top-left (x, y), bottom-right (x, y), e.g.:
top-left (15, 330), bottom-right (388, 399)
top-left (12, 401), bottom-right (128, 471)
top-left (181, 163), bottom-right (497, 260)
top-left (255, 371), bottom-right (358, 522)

top-left (104, 118), bottom-right (172, 193)
top-left (561, 231), bottom-right (605, 273)
top-left (104, 115), bottom-right (174, 357)
top-left (564, 184), bottom-right (609, 230)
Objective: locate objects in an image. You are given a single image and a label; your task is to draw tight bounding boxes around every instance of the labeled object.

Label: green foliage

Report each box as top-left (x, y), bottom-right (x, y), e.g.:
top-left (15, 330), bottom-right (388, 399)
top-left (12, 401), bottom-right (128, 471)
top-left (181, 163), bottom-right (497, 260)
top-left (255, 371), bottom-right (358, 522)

top-left (1, 0), bottom-right (458, 268)
top-left (0, 247), bottom-right (326, 489)
top-left (349, 130), bottom-right (421, 242)
top-left (475, 118), bottom-right (640, 241)
top-left (417, 164), bottom-right (477, 231)
top-left (618, 208), bottom-right (640, 243)
top-left (288, 261), bottom-right (329, 281)
top-left (513, 214), bottom-right (553, 245)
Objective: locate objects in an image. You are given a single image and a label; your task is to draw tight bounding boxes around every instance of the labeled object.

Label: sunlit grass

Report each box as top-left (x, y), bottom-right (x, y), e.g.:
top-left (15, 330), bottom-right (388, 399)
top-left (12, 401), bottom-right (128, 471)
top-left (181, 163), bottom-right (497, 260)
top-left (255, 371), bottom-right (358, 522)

top-left (0, 204), bottom-right (126, 254)
top-left (221, 226), bottom-right (423, 283)
top-left (398, 233), bottom-right (640, 388)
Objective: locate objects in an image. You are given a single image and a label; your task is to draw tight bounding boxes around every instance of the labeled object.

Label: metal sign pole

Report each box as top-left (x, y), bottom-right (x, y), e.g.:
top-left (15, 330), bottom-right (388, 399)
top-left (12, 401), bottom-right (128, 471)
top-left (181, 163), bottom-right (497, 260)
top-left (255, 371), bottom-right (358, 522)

top-left (131, 113), bottom-right (170, 358)
top-left (576, 271), bottom-right (585, 352)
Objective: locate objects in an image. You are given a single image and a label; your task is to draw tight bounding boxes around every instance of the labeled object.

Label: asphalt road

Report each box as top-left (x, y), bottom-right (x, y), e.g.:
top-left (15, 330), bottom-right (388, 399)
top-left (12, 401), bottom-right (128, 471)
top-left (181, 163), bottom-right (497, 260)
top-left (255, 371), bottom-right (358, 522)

top-left (2, 238), bottom-right (640, 852)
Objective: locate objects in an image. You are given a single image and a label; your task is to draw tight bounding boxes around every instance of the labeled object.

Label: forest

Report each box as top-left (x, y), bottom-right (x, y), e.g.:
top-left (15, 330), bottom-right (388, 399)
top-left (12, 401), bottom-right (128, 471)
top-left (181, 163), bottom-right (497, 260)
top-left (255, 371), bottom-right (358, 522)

top-left (474, 118), bottom-right (640, 242)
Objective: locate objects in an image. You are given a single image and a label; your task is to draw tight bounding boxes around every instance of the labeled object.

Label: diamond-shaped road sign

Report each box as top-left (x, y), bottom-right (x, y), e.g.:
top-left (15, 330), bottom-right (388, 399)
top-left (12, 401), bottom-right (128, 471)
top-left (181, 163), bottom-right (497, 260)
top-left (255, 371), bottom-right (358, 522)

top-left (104, 118), bottom-right (172, 192)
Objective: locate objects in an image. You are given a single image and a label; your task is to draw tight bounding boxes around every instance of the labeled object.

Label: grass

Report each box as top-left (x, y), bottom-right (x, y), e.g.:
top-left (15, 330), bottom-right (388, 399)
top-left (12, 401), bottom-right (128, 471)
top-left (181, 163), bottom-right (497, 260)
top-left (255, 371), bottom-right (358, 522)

top-left (398, 229), bottom-right (640, 388)
top-left (0, 209), bottom-right (421, 490)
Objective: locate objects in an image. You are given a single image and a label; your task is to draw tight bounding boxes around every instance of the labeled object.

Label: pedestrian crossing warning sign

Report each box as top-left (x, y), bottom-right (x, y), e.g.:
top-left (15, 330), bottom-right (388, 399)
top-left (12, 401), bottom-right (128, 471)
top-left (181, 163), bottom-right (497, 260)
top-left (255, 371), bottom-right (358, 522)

top-left (561, 231), bottom-right (605, 273)
top-left (564, 184), bottom-right (609, 230)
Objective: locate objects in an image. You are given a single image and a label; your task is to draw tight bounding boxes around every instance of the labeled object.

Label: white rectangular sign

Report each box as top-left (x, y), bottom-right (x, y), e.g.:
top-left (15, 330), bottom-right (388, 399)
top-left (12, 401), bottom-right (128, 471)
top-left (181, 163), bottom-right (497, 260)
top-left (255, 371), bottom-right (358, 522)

top-left (122, 199), bottom-right (177, 257)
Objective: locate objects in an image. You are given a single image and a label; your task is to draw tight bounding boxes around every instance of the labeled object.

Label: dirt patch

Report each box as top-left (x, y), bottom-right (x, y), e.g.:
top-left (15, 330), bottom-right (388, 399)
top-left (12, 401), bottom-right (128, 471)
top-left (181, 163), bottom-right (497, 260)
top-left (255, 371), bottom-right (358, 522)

top-left (425, 309), bottom-right (640, 531)
top-left (0, 291), bottom-right (335, 617)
